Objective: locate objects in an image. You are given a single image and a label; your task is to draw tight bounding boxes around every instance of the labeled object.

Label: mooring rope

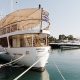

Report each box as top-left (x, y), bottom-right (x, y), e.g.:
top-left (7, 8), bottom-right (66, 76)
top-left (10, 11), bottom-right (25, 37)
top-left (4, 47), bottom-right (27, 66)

top-left (13, 55), bottom-right (45, 80)
top-left (52, 58), bottom-right (66, 80)
top-left (0, 55), bottom-right (24, 68)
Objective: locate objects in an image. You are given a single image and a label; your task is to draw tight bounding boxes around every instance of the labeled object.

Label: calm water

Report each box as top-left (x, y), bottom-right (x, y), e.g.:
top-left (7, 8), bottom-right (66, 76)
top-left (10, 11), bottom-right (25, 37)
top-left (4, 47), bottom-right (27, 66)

top-left (0, 49), bottom-right (80, 80)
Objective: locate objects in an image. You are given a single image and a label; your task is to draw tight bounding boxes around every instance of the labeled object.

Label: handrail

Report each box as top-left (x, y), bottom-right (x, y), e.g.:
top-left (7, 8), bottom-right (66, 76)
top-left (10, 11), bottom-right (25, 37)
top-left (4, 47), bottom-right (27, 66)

top-left (0, 19), bottom-right (41, 29)
top-left (0, 20), bottom-right (50, 36)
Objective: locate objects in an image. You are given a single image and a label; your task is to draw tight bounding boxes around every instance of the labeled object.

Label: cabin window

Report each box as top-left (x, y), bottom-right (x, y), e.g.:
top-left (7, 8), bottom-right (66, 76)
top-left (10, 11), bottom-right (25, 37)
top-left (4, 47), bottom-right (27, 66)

top-left (9, 34), bottom-right (48, 48)
top-left (6, 27), bottom-right (10, 33)
top-left (11, 24), bottom-right (17, 32)
top-left (0, 29), bottom-right (3, 35)
top-left (33, 34), bottom-right (48, 47)
top-left (9, 34), bottom-right (32, 48)
top-left (0, 37), bottom-right (8, 47)
top-left (3, 28), bottom-right (6, 34)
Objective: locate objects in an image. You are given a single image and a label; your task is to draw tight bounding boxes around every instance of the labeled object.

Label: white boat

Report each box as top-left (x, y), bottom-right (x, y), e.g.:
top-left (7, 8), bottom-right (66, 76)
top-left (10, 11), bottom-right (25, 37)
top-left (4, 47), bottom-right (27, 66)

top-left (0, 5), bottom-right (50, 71)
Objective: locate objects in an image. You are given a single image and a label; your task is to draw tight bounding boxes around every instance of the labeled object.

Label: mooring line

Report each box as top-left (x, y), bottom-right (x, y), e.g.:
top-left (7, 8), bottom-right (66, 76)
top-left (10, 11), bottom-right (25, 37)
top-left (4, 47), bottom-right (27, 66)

top-left (13, 55), bottom-right (45, 80)
top-left (52, 58), bottom-right (66, 80)
top-left (0, 55), bottom-right (24, 68)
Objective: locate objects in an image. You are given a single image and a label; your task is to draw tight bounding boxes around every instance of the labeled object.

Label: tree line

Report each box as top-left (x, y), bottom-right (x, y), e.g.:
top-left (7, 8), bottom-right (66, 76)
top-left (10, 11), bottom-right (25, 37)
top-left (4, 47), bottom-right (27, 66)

top-left (48, 34), bottom-right (77, 43)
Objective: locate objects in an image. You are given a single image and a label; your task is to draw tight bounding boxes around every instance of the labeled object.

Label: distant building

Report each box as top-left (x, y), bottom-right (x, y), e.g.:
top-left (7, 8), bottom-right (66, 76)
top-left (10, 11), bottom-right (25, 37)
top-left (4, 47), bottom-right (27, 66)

top-left (59, 34), bottom-right (66, 40)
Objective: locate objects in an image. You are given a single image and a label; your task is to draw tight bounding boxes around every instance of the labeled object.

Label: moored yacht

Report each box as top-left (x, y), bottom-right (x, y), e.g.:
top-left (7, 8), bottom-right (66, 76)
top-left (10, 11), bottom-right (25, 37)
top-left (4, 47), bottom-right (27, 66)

top-left (0, 5), bottom-right (50, 71)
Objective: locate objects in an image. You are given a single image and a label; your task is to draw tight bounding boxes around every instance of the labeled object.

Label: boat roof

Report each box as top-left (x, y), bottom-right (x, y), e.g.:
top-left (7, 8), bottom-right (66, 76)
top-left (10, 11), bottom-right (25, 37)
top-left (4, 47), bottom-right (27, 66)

top-left (0, 8), bottom-right (42, 29)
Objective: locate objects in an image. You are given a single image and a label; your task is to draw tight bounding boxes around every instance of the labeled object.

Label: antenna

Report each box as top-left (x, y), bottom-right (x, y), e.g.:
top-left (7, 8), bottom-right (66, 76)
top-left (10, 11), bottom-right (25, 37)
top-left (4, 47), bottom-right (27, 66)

top-left (11, 0), bottom-right (19, 12)
top-left (39, 4), bottom-right (41, 9)
top-left (11, 0), bottom-right (14, 12)
top-left (40, 4), bottom-right (43, 32)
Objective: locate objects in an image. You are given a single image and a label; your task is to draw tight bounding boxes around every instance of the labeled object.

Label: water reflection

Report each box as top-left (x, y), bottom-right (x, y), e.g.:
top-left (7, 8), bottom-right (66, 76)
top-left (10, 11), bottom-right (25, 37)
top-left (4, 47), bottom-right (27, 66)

top-left (0, 67), bottom-right (50, 80)
top-left (47, 49), bottom-right (80, 80)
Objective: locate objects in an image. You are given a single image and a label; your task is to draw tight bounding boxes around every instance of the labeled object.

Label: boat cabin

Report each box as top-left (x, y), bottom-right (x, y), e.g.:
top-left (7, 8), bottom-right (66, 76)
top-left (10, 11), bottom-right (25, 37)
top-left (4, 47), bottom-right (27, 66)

top-left (0, 8), bottom-right (50, 48)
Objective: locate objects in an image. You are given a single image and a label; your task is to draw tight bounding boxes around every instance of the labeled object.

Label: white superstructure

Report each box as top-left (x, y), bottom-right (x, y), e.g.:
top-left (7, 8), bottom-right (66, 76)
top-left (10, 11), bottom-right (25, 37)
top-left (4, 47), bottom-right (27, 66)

top-left (0, 6), bottom-right (50, 71)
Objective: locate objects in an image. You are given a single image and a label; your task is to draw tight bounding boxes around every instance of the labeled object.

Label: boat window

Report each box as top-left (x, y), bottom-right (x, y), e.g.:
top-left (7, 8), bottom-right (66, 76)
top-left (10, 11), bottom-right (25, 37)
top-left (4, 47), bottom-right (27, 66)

top-left (11, 24), bottom-right (17, 32)
top-left (9, 34), bottom-right (32, 48)
top-left (3, 28), bottom-right (6, 34)
top-left (0, 29), bottom-right (2, 35)
top-left (33, 34), bottom-right (48, 47)
top-left (0, 37), bottom-right (8, 47)
top-left (9, 34), bottom-right (48, 48)
top-left (0, 24), bottom-right (17, 35)
top-left (6, 27), bottom-right (10, 33)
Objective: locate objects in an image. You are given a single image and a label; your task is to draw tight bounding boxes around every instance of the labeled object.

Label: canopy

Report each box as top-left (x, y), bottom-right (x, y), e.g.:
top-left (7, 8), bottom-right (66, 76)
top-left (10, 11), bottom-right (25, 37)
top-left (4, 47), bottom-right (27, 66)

top-left (0, 8), bottom-right (42, 29)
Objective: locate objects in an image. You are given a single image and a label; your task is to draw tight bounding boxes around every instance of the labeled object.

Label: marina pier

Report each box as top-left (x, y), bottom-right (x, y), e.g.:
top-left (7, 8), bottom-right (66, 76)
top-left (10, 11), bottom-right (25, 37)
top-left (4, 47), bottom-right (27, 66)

top-left (49, 43), bottom-right (80, 49)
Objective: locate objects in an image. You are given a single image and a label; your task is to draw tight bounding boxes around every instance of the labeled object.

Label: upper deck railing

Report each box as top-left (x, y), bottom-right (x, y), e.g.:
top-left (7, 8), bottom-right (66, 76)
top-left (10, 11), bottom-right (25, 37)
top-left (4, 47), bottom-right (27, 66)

top-left (0, 7), bottom-right (50, 35)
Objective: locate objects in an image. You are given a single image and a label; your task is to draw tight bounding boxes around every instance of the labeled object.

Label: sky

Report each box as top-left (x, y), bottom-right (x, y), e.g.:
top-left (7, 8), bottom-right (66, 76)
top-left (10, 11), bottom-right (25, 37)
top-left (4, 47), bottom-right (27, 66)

top-left (0, 0), bottom-right (80, 38)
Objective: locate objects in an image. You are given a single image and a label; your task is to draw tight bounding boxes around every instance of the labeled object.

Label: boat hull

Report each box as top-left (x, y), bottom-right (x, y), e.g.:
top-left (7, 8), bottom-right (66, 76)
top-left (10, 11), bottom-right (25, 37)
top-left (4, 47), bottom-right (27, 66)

top-left (0, 46), bottom-right (50, 71)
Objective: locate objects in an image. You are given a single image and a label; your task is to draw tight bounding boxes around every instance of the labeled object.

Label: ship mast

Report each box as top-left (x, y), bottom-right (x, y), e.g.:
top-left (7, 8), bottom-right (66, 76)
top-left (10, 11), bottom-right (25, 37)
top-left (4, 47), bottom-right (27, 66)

top-left (39, 4), bottom-right (43, 32)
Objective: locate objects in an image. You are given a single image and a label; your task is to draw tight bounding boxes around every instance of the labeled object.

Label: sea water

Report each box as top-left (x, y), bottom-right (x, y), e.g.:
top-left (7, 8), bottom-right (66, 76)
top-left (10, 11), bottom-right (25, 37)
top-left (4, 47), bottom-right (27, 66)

top-left (0, 49), bottom-right (80, 80)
